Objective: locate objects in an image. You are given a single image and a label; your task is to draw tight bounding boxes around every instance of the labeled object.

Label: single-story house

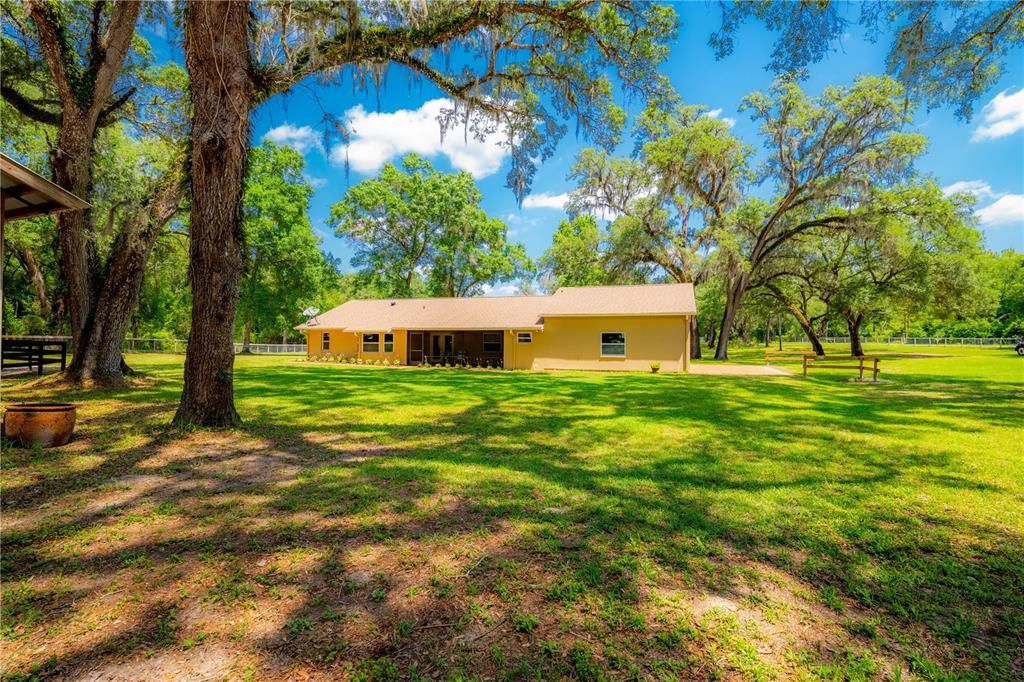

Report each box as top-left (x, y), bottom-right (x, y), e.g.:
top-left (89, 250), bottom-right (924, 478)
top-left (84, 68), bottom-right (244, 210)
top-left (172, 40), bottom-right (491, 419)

top-left (297, 283), bottom-right (696, 372)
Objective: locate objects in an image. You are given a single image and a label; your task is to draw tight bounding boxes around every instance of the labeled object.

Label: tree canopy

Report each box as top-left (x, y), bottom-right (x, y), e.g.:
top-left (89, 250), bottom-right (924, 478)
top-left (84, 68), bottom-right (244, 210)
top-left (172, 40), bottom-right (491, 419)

top-left (239, 142), bottom-right (339, 349)
top-left (331, 154), bottom-right (531, 298)
top-left (710, 0), bottom-right (1024, 119)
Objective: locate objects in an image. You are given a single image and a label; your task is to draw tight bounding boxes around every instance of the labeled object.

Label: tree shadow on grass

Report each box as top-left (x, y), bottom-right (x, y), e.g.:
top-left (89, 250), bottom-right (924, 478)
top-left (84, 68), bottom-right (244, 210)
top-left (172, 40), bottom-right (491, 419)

top-left (1, 362), bottom-right (1022, 679)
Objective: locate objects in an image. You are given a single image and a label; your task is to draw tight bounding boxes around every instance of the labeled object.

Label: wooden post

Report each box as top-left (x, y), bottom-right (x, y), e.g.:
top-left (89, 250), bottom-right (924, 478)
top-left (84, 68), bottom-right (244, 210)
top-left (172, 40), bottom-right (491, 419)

top-left (803, 354), bottom-right (808, 377)
top-left (873, 357), bottom-right (879, 382)
top-left (60, 341), bottom-right (67, 371)
top-left (858, 356), bottom-right (864, 381)
top-left (37, 341), bottom-right (44, 376)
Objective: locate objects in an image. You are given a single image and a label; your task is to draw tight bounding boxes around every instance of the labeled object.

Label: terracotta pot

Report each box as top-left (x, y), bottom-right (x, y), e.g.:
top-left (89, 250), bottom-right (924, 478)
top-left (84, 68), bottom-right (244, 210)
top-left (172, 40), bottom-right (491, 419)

top-left (3, 403), bottom-right (77, 448)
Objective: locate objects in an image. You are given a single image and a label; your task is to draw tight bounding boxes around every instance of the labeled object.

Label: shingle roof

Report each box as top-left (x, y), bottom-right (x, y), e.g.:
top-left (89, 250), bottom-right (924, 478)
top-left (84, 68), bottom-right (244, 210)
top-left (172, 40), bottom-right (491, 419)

top-left (545, 283), bottom-right (696, 317)
top-left (297, 283), bottom-right (695, 332)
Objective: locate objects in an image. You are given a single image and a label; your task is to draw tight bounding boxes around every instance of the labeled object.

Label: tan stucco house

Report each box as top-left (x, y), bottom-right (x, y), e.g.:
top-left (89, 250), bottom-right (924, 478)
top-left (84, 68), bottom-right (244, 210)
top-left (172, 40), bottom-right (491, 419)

top-left (298, 283), bottom-right (696, 372)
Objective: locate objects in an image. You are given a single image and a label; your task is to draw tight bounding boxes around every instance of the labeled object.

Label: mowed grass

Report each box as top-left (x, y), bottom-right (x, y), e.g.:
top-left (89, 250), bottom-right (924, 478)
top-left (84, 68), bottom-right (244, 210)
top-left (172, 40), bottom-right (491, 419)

top-left (1, 346), bottom-right (1021, 680)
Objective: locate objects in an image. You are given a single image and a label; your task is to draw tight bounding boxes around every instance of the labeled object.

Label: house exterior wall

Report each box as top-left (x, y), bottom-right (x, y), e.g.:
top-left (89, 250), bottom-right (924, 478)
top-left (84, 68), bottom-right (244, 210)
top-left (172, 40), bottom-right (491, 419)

top-left (308, 315), bottom-right (691, 372)
top-left (503, 315), bottom-right (690, 372)
top-left (307, 329), bottom-right (407, 363)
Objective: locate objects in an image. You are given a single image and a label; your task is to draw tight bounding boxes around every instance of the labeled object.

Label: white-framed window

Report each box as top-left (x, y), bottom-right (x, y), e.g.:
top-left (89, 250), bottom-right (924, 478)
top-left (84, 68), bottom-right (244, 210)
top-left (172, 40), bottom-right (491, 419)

top-left (600, 332), bottom-right (626, 357)
top-left (363, 333), bottom-right (380, 353)
top-left (321, 331), bottom-right (330, 351)
top-left (516, 332), bottom-right (532, 344)
top-left (482, 332), bottom-right (502, 353)
top-left (384, 333), bottom-right (394, 353)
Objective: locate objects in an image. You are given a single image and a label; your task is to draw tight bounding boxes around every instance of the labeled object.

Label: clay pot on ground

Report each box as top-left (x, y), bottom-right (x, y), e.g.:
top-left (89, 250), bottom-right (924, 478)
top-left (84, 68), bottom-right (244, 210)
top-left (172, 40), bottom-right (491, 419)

top-left (2, 403), bottom-right (77, 448)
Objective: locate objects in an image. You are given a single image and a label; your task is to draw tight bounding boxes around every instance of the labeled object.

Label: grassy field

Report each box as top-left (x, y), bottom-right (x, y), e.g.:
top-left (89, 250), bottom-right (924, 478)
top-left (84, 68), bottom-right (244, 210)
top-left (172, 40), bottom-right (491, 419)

top-left (1, 346), bottom-right (1021, 681)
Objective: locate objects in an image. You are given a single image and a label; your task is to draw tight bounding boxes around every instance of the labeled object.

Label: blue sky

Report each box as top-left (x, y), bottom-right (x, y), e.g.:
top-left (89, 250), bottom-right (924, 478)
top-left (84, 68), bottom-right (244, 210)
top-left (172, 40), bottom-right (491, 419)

top-left (156, 3), bottom-right (1024, 290)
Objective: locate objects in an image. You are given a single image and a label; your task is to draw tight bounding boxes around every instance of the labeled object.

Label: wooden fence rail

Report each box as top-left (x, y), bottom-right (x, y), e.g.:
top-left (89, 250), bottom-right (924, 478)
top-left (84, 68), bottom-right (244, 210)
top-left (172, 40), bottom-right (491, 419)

top-left (1, 337), bottom-right (68, 375)
top-left (802, 354), bottom-right (880, 382)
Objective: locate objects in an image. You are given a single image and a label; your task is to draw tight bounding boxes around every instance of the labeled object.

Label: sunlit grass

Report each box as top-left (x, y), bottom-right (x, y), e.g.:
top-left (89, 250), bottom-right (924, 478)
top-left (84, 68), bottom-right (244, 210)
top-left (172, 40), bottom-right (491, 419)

top-left (1, 346), bottom-right (1021, 680)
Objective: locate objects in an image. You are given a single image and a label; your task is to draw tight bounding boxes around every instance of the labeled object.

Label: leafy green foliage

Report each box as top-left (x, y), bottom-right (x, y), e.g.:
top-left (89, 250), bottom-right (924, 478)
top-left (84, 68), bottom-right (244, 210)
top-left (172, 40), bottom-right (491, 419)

top-left (538, 215), bottom-right (607, 290)
top-left (238, 142), bottom-right (338, 345)
top-left (709, 1), bottom-right (1024, 119)
top-left (331, 154), bottom-right (531, 297)
top-left (249, 1), bottom-right (677, 199)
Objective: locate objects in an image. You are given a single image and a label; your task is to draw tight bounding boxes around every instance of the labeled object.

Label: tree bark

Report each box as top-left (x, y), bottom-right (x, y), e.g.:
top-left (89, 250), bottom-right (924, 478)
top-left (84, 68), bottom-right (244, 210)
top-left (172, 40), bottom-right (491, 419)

top-left (714, 273), bottom-right (747, 360)
top-left (174, 0), bottom-right (253, 427)
top-left (765, 283), bottom-right (825, 356)
top-left (689, 316), bottom-right (701, 359)
top-left (21, 0), bottom-right (145, 383)
top-left (50, 122), bottom-right (100, 351)
top-left (846, 313), bottom-right (865, 357)
top-left (241, 318), bottom-right (253, 353)
top-left (67, 170), bottom-right (183, 384)
top-left (13, 245), bottom-right (52, 319)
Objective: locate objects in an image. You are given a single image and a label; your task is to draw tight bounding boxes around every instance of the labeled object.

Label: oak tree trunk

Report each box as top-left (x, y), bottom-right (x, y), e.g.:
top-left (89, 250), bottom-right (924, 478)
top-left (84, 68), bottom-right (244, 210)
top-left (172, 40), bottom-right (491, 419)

top-left (51, 123), bottom-right (100, 353)
top-left (174, 0), bottom-right (253, 427)
top-left (242, 318), bottom-right (253, 353)
top-left (715, 273), bottom-right (747, 360)
top-left (765, 283), bottom-right (825, 356)
top-left (689, 316), bottom-right (702, 359)
top-left (13, 245), bottom-right (52, 319)
top-left (66, 175), bottom-right (183, 384)
top-left (846, 313), bottom-right (865, 357)
top-left (22, 0), bottom-right (144, 384)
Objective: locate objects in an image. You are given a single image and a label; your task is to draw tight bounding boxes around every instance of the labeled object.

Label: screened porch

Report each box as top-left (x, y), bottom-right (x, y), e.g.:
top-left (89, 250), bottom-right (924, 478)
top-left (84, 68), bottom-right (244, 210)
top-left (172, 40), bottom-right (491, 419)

top-left (406, 330), bottom-right (504, 367)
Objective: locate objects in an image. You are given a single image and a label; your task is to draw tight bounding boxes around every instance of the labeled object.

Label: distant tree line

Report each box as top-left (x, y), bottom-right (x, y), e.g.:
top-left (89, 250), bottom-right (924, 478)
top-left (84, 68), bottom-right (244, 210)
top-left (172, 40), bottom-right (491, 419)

top-left (539, 75), bottom-right (1023, 359)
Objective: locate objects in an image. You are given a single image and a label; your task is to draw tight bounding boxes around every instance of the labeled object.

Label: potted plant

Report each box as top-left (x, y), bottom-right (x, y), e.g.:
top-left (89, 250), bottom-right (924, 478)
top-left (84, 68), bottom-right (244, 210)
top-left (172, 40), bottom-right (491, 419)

top-left (649, 361), bottom-right (661, 374)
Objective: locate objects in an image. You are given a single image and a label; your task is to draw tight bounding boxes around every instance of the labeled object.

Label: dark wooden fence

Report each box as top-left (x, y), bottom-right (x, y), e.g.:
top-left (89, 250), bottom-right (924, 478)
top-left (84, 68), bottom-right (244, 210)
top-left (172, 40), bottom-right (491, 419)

top-left (1, 337), bottom-right (68, 375)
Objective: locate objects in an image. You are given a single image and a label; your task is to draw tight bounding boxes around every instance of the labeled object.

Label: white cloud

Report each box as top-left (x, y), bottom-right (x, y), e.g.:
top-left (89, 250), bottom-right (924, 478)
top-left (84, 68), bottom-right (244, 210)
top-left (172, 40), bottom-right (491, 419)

top-left (504, 213), bottom-right (540, 236)
top-left (706, 108), bottom-right (736, 128)
top-left (522, 192), bottom-right (570, 210)
top-left (480, 283), bottom-right (520, 297)
top-left (328, 99), bottom-right (510, 179)
top-left (304, 174), bottom-right (327, 189)
top-left (971, 87), bottom-right (1024, 141)
top-left (942, 180), bottom-right (1000, 199)
top-left (975, 194), bottom-right (1024, 227)
top-left (263, 123), bottom-right (323, 155)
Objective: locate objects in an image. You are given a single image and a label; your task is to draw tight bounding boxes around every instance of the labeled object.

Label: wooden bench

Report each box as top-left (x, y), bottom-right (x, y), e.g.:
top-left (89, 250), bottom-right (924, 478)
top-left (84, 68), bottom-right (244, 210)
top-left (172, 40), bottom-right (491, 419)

top-left (802, 354), bottom-right (879, 381)
top-left (1, 337), bottom-right (68, 376)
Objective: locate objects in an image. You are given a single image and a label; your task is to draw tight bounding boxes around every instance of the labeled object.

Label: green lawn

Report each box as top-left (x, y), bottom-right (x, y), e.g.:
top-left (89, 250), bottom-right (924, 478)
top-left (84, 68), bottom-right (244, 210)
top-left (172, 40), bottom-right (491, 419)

top-left (1, 347), bottom-right (1021, 680)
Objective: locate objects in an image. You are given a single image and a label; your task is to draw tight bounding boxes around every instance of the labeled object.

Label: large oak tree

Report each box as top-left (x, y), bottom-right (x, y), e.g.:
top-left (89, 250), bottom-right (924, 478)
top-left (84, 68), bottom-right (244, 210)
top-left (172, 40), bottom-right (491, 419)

top-left (710, 75), bottom-right (925, 359)
top-left (177, 0), bottom-right (677, 425)
top-left (331, 154), bottom-right (530, 298)
top-left (568, 105), bottom-right (749, 358)
top-left (2, 0), bottom-right (187, 384)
